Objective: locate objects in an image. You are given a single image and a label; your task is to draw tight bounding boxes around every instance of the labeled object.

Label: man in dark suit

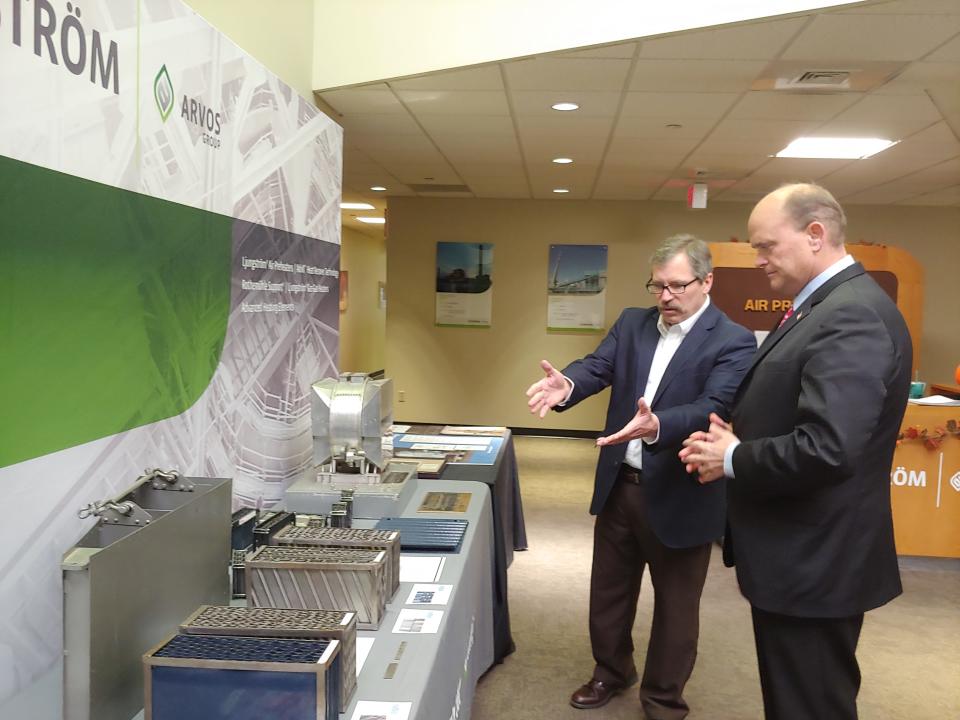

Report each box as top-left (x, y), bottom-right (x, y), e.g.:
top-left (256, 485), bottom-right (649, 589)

top-left (680, 183), bottom-right (911, 720)
top-left (526, 236), bottom-right (755, 719)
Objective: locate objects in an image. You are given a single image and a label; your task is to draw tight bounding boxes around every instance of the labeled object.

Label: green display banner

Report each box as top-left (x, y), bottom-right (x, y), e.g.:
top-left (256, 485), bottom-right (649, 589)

top-left (0, 156), bottom-right (231, 468)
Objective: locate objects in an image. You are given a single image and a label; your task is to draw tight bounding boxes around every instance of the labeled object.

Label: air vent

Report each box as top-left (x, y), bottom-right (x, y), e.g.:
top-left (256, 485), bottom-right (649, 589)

top-left (409, 184), bottom-right (471, 193)
top-left (775, 70), bottom-right (852, 90)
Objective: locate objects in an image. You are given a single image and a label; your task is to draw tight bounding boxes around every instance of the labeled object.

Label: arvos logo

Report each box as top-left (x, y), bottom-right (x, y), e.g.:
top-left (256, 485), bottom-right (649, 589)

top-left (154, 65), bottom-right (174, 122)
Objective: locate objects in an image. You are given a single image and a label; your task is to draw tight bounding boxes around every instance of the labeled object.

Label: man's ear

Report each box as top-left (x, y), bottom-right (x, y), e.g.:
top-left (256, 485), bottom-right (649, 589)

top-left (807, 220), bottom-right (826, 252)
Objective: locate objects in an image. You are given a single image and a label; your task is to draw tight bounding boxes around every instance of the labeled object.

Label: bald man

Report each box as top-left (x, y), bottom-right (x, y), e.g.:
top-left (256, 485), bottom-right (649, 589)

top-left (681, 184), bottom-right (912, 720)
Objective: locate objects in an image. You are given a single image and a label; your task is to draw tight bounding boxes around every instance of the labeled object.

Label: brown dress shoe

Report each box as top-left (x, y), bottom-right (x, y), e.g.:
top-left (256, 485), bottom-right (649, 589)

top-left (570, 679), bottom-right (623, 709)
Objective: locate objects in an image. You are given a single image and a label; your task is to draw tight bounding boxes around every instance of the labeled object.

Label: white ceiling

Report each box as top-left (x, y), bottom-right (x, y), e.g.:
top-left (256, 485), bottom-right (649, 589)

top-left (320, 0), bottom-right (960, 236)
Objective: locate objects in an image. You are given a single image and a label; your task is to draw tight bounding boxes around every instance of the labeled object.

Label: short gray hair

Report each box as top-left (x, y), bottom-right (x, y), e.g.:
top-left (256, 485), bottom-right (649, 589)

top-left (650, 234), bottom-right (713, 280)
top-left (779, 182), bottom-right (847, 246)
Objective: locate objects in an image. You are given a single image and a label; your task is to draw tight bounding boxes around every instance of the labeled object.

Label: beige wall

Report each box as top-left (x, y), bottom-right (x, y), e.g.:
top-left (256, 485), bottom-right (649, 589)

top-left (340, 227), bottom-right (386, 373)
top-left (184, 0), bottom-right (315, 100)
top-left (386, 197), bottom-right (960, 430)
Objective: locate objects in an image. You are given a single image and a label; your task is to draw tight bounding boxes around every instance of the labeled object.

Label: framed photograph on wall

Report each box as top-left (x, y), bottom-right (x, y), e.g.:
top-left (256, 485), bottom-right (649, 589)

top-left (435, 242), bottom-right (493, 327)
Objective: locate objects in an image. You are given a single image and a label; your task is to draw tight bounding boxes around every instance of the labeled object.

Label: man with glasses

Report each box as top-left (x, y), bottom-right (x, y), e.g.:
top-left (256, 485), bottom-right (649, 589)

top-left (526, 235), bottom-right (754, 719)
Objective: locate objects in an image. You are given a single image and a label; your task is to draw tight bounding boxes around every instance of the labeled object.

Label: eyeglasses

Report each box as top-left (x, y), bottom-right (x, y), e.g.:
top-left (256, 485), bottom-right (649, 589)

top-left (645, 278), bottom-right (700, 295)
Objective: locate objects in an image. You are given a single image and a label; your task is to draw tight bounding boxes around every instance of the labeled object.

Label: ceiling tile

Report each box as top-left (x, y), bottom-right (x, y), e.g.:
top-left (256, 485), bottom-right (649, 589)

top-left (727, 92), bottom-right (861, 121)
top-left (339, 113), bottom-right (425, 138)
top-left (614, 116), bottom-right (718, 140)
top-left (814, 94), bottom-right (942, 139)
top-left (389, 65), bottom-right (504, 91)
top-left (466, 181), bottom-right (530, 199)
top-left (440, 141), bottom-right (523, 166)
top-left (510, 90), bottom-right (622, 117)
top-left (605, 138), bottom-right (698, 167)
top-left (417, 114), bottom-right (516, 137)
top-left (557, 42), bottom-right (637, 59)
top-left (456, 163), bottom-right (527, 181)
top-left (318, 86), bottom-right (406, 115)
top-left (927, 34), bottom-right (960, 62)
top-left (650, 185), bottom-right (693, 202)
top-left (515, 115), bottom-right (616, 152)
top-left (817, 126), bottom-right (960, 195)
top-left (781, 14), bottom-right (960, 62)
top-left (705, 119), bottom-right (821, 149)
top-left (593, 171), bottom-right (667, 200)
top-left (630, 59), bottom-right (766, 93)
top-left (748, 157), bottom-right (854, 179)
top-left (681, 151), bottom-right (771, 176)
top-left (397, 90), bottom-right (509, 116)
top-left (897, 184), bottom-right (960, 205)
top-left (725, 174), bottom-right (793, 195)
top-left (505, 57), bottom-right (631, 91)
top-left (842, 186), bottom-right (922, 204)
top-left (873, 62), bottom-right (960, 95)
top-left (620, 92), bottom-right (738, 121)
top-left (528, 165), bottom-right (600, 188)
top-left (834, 0), bottom-right (960, 14)
top-left (639, 17), bottom-right (807, 60)
top-left (531, 184), bottom-right (592, 200)
top-left (392, 165), bottom-right (464, 185)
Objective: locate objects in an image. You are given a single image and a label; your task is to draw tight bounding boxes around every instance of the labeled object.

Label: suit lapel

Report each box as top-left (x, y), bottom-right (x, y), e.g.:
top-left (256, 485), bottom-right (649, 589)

top-left (652, 303), bottom-right (719, 406)
top-left (634, 310), bottom-right (662, 398)
top-left (739, 262), bottom-right (867, 386)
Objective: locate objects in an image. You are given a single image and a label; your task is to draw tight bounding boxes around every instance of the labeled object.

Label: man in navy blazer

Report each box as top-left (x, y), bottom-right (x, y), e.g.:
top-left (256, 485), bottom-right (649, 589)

top-left (681, 184), bottom-right (911, 720)
top-left (526, 235), bottom-right (755, 719)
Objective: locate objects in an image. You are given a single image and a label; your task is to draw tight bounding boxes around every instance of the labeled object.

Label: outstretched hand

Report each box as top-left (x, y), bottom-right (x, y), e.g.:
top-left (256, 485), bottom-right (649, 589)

top-left (596, 397), bottom-right (659, 447)
top-left (678, 413), bottom-right (737, 484)
top-left (525, 360), bottom-right (572, 418)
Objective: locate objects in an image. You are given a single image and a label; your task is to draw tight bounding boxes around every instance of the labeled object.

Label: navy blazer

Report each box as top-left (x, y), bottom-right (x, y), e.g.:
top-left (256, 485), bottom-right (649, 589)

top-left (558, 301), bottom-right (755, 548)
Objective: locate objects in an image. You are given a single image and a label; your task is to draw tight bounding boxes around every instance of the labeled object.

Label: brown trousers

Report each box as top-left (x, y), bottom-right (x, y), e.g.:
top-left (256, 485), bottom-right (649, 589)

top-left (589, 467), bottom-right (712, 720)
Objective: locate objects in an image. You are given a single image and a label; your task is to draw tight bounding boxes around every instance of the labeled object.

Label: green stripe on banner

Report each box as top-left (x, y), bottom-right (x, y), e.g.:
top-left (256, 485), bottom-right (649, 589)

top-left (0, 156), bottom-right (231, 468)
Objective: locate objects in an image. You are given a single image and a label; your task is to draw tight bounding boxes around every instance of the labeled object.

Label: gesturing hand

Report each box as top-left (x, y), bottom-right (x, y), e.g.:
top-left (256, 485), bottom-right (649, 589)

top-left (525, 360), bottom-right (572, 418)
top-left (596, 397), bottom-right (659, 447)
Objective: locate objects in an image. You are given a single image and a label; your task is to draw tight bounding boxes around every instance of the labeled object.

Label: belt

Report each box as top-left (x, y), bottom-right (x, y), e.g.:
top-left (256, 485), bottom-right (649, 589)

top-left (618, 464), bottom-right (642, 484)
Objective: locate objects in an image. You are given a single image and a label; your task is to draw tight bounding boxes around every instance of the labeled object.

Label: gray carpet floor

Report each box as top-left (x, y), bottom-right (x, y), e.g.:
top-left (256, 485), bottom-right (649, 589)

top-left (472, 436), bottom-right (960, 720)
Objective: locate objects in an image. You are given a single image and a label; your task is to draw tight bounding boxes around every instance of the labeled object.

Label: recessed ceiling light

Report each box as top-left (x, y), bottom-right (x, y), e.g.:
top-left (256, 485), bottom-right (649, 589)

top-left (553, 188), bottom-right (570, 194)
top-left (370, 186), bottom-right (387, 192)
top-left (552, 157), bottom-right (574, 164)
top-left (551, 102), bottom-right (579, 112)
top-left (356, 217), bottom-right (386, 224)
top-left (775, 137), bottom-right (897, 159)
top-left (340, 202), bottom-right (375, 210)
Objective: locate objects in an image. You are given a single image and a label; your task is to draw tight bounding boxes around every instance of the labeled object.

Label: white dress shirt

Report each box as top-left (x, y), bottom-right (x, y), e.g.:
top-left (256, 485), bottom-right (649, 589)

top-left (622, 296), bottom-right (711, 469)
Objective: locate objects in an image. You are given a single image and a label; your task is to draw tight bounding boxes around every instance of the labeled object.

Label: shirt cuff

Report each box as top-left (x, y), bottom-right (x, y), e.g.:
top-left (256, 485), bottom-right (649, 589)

top-left (642, 417), bottom-right (660, 445)
top-left (723, 440), bottom-right (740, 478)
top-left (557, 375), bottom-right (575, 407)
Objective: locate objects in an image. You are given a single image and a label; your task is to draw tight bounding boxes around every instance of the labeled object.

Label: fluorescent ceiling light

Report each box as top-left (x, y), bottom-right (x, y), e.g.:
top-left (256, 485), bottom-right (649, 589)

top-left (775, 137), bottom-right (897, 159)
top-left (551, 102), bottom-right (579, 111)
top-left (340, 202), bottom-right (375, 210)
top-left (553, 188), bottom-right (570, 194)
top-left (370, 185), bottom-right (387, 191)
top-left (552, 157), bottom-right (574, 164)
top-left (356, 217), bottom-right (386, 224)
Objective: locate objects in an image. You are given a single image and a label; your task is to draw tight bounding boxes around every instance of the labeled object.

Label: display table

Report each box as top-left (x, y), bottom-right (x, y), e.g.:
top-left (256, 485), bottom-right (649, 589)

top-left (891, 403), bottom-right (960, 558)
top-left (347, 479), bottom-right (495, 720)
top-left (395, 426), bottom-right (527, 663)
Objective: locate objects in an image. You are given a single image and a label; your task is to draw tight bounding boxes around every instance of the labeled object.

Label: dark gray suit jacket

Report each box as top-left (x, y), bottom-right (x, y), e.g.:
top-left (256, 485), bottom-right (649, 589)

top-left (727, 262), bottom-right (911, 617)
top-left (559, 302), bottom-right (755, 548)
